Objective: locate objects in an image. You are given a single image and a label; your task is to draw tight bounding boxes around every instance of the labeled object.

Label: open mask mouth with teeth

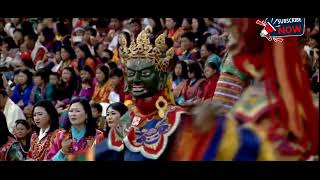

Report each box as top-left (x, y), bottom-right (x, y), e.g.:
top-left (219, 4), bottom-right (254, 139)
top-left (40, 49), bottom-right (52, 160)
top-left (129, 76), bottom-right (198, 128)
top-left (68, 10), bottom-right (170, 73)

top-left (132, 84), bottom-right (145, 92)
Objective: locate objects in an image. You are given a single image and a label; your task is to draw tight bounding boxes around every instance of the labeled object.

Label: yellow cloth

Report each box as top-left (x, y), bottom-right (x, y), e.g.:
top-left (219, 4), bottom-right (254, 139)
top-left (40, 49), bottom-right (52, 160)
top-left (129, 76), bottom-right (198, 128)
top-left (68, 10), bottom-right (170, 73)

top-left (92, 81), bottom-right (113, 103)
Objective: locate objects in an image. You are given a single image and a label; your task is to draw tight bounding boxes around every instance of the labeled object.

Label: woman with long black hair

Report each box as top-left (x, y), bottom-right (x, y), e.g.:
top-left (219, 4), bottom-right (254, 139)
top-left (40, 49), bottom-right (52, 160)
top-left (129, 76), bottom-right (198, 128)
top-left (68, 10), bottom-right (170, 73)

top-left (27, 100), bottom-right (60, 161)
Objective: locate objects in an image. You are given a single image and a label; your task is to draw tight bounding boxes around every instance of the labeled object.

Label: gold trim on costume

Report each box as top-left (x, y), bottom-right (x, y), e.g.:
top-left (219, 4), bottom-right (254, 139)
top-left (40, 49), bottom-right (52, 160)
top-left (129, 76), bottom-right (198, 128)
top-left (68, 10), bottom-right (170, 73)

top-left (156, 96), bottom-right (168, 118)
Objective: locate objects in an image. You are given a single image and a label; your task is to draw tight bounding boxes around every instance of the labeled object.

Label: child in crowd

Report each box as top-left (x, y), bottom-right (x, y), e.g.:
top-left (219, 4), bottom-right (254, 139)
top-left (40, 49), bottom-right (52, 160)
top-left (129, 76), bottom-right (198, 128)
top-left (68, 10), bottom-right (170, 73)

top-left (91, 103), bottom-right (107, 133)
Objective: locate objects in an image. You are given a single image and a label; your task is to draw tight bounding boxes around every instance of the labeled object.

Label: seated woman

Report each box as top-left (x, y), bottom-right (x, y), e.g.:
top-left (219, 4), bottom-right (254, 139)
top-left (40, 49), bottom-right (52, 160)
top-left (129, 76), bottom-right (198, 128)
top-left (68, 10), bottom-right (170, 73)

top-left (57, 45), bottom-right (78, 75)
top-left (74, 78), bottom-right (93, 101)
top-left (10, 68), bottom-right (34, 109)
top-left (176, 62), bottom-right (206, 109)
top-left (0, 112), bottom-right (24, 161)
top-left (203, 43), bottom-right (221, 71)
top-left (80, 65), bottom-right (95, 83)
top-left (48, 98), bottom-right (105, 161)
top-left (75, 43), bottom-right (97, 73)
top-left (90, 64), bottom-right (114, 104)
top-left (172, 61), bottom-right (188, 102)
top-left (54, 67), bottom-right (80, 112)
top-left (27, 100), bottom-right (60, 161)
top-left (24, 69), bottom-right (54, 119)
top-left (179, 32), bottom-right (199, 62)
top-left (109, 68), bottom-right (125, 103)
top-left (95, 102), bottom-right (128, 161)
top-left (29, 69), bottom-right (54, 105)
top-left (15, 119), bottom-right (32, 160)
top-left (201, 62), bottom-right (220, 102)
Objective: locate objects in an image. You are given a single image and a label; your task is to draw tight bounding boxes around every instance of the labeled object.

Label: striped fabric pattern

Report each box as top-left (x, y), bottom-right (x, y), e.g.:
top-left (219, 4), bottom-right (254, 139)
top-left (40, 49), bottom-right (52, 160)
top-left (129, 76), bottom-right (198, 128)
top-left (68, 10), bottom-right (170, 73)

top-left (213, 73), bottom-right (245, 110)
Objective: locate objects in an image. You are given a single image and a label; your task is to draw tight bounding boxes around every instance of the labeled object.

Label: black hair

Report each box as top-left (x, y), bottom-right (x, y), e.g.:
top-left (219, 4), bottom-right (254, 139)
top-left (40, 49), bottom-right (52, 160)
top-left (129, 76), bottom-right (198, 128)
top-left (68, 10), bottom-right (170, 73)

top-left (13, 69), bottom-right (20, 76)
top-left (96, 18), bottom-right (110, 29)
top-left (21, 58), bottom-right (34, 69)
top-left (61, 44), bottom-right (76, 60)
top-left (94, 42), bottom-right (104, 57)
top-left (66, 98), bottom-right (96, 137)
top-left (3, 36), bottom-right (18, 49)
top-left (0, 112), bottom-right (15, 146)
top-left (205, 43), bottom-right (218, 54)
top-left (172, 60), bottom-right (188, 81)
top-left (41, 27), bottom-right (55, 42)
top-left (32, 100), bottom-right (60, 135)
top-left (25, 33), bottom-right (38, 43)
top-left (53, 67), bottom-right (79, 101)
top-left (207, 18), bottom-right (214, 22)
top-left (165, 37), bottom-right (174, 48)
top-left (205, 61), bottom-right (218, 71)
top-left (130, 18), bottom-right (142, 26)
top-left (81, 78), bottom-right (92, 87)
top-left (61, 67), bottom-right (79, 92)
top-left (53, 45), bottom-right (61, 54)
top-left (188, 62), bottom-right (203, 80)
top-left (181, 32), bottom-right (196, 43)
top-left (107, 62), bottom-right (117, 71)
top-left (203, 32), bottom-right (212, 43)
top-left (102, 49), bottom-right (114, 63)
top-left (107, 102), bottom-right (128, 117)
top-left (77, 43), bottom-right (94, 59)
top-left (193, 18), bottom-right (207, 48)
top-left (194, 18), bottom-right (207, 33)
top-left (20, 21), bottom-right (36, 37)
top-left (0, 73), bottom-right (5, 89)
top-left (34, 68), bottom-right (49, 83)
top-left (81, 65), bottom-right (95, 78)
top-left (56, 21), bottom-right (71, 37)
top-left (96, 64), bottom-right (110, 83)
top-left (15, 119), bottom-right (31, 130)
top-left (91, 103), bottom-right (103, 113)
top-left (110, 68), bottom-right (123, 78)
top-left (170, 18), bottom-right (182, 30)
top-left (104, 49), bottom-right (114, 58)
top-left (16, 68), bottom-right (33, 86)
top-left (84, 26), bottom-right (97, 37)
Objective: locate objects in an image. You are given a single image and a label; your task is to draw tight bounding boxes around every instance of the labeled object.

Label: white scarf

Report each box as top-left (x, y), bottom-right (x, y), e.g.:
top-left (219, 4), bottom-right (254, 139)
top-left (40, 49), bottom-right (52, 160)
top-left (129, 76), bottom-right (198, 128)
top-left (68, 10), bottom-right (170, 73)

top-left (38, 126), bottom-right (50, 141)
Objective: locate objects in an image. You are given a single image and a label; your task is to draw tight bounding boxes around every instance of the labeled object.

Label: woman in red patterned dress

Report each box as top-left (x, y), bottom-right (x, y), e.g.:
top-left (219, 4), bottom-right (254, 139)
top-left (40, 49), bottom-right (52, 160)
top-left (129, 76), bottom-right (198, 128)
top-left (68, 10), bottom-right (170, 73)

top-left (0, 112), bottom-right (24, 161)
top-left (27, 100), bottom-right (60, 161)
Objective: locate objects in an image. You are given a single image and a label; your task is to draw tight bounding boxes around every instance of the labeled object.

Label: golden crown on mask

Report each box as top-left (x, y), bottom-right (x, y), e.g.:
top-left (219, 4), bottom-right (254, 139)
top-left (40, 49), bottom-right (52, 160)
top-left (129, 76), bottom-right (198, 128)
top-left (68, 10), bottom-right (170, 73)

top-left (119, 26), bottom-right (175, 72)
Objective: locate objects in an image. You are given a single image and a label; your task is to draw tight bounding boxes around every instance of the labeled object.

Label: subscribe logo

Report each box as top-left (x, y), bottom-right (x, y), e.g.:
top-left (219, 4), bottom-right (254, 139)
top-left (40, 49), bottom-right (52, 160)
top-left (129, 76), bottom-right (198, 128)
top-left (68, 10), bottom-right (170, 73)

top-left (256, 18), bottom-right (305, 42)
